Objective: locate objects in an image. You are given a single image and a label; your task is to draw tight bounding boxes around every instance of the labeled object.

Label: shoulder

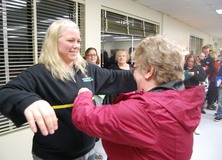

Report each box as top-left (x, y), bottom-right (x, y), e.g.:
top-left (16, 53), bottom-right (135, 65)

top-left (86, 63), bottom-right (99, 71)
top-left (196, 65), bottom-right (204, 70)
top-left (24, 64), bottom-right (50, 76)
top-left (27, 63), bottom-right (46, 70)
top-left (108, 64), bottom-right (119, 70)
top-left (86, 63), bottom-right (110, 75)
top-left (207, 56), bottom-right (215, 62)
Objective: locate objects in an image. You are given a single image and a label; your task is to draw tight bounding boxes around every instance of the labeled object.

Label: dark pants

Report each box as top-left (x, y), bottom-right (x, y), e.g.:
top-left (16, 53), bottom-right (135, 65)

top-left (207, 81), bottom-right (218, 105)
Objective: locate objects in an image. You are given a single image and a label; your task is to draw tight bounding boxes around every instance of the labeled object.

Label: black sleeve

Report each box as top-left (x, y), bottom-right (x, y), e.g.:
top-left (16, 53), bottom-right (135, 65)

top-left (205, 57), bottom-right (216, 75)
top-left (108, 64), bottom-right (119, 70)
top-left (190, 65), bottom-right (207, 82)
top-left (88, 64), bottom-right (137, 95)
top-left (0, 67), bottom-right (42, 127)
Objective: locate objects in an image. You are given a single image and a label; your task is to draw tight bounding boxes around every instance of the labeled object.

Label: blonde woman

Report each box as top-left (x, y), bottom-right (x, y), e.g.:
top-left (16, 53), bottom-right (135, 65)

top-left (0, 19), bottom-right (136, 160)
top-left (106, 49), bottom-right (132, 104)
top-left (108, 49), bottom-right (131, 70)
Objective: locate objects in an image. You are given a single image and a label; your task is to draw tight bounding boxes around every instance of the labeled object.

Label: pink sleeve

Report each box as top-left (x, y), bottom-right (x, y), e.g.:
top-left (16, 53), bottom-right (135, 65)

top-left (72, 94), bottom-right (156, 148)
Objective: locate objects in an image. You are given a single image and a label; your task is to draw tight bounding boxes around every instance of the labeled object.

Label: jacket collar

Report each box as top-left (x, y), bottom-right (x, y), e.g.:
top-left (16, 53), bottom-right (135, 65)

top-left (149, 80), bottom-right (185, 92)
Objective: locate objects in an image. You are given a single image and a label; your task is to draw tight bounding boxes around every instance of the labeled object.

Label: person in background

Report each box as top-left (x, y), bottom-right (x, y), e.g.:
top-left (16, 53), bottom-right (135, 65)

top-left (0, 19), bottom-right (136, 160)
top-left (101, 50), bottom-right (110, 68)
top-left (198, 52), bottom-right (209, 90)
top-left (84, 47), bottom-right (104, 105)
top-left (72, 35), bottom-right (205, 160)
top-left (106, 49), bottom-right (132, 104)
top-left (215, 59), bottom-right (222, 122)
top-left (108, 49), bottom-right (132, 70)
top-left (198, 52), bottom-right (209, 114)
top-left (206, 52), bottom-right (219, 110)
top-left (216, 50), bottom-right (222, 62)
top-left (202, 45), bottom-right (216, 110)
top-left (128, 46), bottom-right (135, 65)
top-left (198, 52), bottom-right (206, 67)
top-left (85, 47), bottom-right (100, 65)
top-left (108, 49), bottom-right (118, 67)
top-left (184, 53), bottom-right (207, 87)
top-left (183, 53), bottom-right (207, 134)
top-left (84, 47), bottom-right (104, 160)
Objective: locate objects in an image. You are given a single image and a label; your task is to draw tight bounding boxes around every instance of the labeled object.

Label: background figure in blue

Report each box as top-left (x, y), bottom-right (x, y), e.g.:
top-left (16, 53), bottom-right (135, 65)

top-left (215, 60), bottom-right (222, 122)
top-left (202, 45), bottom-right (216, 110)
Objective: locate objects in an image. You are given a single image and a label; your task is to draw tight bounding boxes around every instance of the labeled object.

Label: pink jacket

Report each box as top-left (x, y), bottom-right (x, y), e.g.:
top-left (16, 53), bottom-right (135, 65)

top-left (72, 86), bottom-right (205, 160)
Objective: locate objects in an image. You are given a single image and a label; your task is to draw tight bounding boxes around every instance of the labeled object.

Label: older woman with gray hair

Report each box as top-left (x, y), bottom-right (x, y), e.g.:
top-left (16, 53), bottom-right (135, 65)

top-left (72, 35), bottom-right (205, 160)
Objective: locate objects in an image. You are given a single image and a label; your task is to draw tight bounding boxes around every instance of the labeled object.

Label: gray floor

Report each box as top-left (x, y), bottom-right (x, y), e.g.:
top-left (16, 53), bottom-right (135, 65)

top-left (95, 107), bottom-right (222, 160)
top-left (191, 108), bottom-right (222, 160)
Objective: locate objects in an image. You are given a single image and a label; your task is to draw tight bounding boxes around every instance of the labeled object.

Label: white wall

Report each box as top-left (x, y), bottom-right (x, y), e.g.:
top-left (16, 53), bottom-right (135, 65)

top-left (85, 0), bottom-right (101, 52)
top-left (100, 0), bottom-right (221, 53)
top-left (0, 128), bottom-right (33, 160)
top-left (1, 0), bottom-right (222, 159)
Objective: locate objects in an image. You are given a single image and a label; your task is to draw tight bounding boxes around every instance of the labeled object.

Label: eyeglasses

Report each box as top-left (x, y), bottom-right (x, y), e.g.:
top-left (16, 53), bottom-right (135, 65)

top-left (87, 54), bottom-right (97, 57)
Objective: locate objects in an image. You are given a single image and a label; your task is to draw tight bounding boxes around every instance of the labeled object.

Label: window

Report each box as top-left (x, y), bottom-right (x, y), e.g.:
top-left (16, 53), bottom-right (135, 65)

top-left (0, 0), bottom-right (33, 135)
top-left (0, 0), bottom-right (85, 136)
top-left (189, 36), bottom-right (203, 55)
top-left (101, 9), bottom-right (159, 37)
top-left (101, 9), bottom-right (159, 67)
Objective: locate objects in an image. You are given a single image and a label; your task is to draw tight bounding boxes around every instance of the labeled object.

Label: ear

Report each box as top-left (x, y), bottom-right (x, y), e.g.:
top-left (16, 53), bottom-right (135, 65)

top-left (144, 66), bottom-right (154, 80)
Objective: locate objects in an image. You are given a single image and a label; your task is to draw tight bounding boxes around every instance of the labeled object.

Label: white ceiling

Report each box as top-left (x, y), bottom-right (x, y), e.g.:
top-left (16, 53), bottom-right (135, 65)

top-left (133, 0), bottom-right (222, 39)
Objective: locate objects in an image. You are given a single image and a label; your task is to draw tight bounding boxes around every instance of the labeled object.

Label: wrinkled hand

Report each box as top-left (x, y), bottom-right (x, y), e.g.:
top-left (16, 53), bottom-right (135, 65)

top-left (78, 87), bottom-right (92, 95)
top-left (188, 72), bottom-right (194, 76)
top-left (24, 100), bottom-right (58, 136)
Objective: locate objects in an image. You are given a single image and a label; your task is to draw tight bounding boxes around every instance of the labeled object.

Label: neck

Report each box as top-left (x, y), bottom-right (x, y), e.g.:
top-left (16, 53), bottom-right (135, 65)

top-left (118, 63), bottom-right (129, 69)
top-left (139, 79), bottom-right (157, 92)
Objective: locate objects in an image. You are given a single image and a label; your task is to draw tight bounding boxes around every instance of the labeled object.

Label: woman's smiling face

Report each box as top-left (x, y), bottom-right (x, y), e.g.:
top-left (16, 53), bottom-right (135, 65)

top-left (58, 27), bottom-right (81, 67)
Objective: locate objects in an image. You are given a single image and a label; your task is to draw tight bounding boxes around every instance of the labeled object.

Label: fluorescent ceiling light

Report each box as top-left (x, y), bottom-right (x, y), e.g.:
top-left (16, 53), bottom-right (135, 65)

top-left (216, 9), bottom-right (222, 14)
top-left (113, 36), bottom-right (130, 39)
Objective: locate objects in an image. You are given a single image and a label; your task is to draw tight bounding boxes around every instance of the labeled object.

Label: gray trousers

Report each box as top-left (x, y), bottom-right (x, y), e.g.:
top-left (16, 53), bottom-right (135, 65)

top-left (32, 148), bottom-right (95, 160)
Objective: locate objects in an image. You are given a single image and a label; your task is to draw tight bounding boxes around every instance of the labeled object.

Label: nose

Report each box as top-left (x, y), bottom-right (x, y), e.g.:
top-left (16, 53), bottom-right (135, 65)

top-left (72, 41), bottom-right (80, 49)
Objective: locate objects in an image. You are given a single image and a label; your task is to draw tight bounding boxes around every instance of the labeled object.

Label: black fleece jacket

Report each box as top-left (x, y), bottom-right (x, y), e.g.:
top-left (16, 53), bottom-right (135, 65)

top-left (0, 63), bottom-right (136, 159)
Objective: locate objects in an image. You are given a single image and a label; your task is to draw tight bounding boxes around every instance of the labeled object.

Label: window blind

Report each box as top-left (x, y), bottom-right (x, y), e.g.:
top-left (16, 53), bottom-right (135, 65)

top-left (0, 0), bottom-right (33, 135)
top-left (101, 9), bottom-right (159, 37)
top-left (0, 0), bottom-right (85, 136)
top-left (189, 36), bottom-right (203, 55)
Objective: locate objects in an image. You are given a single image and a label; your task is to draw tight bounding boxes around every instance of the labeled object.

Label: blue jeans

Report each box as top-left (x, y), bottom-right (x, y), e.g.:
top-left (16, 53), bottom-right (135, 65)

top-left (216, 87), bottom-right (222, 118)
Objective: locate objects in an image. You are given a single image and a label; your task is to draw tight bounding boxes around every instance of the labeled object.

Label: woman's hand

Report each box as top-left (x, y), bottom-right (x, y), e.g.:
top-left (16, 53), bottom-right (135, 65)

top-left (24, 100), bottom-right (58, 136)
top-left (78, 87), bottom-right (92, 95)
top-left (188, 72), bottom-right (194, 76)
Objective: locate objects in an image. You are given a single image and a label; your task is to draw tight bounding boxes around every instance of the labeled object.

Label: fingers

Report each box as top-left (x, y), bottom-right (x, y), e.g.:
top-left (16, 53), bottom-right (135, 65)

top-left (78, 87), bottom-right (91, 95)
top-left (24, 100), bottom-right (58, 136)
top-left (24, 108), bottom-right (37, 133)
top-left (39, 105), bottom-right (58, 135)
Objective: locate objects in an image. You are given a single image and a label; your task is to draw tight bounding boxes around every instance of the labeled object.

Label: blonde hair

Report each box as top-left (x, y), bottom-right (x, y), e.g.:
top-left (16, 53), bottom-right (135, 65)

top-left (133, 35), bottom-right (184, 85)
top-left (115, 49), bottom-right (130, 62)
top-left (39, 19), bottom-right (87, 81)
top-left (210, 52), bottom-right (217, 61)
